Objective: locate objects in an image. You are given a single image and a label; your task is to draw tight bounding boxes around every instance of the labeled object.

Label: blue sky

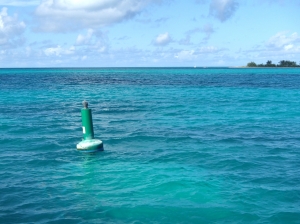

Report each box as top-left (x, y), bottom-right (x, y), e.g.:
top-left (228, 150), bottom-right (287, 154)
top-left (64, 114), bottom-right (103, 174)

top-left (0, 0), bottom-right (299, 67)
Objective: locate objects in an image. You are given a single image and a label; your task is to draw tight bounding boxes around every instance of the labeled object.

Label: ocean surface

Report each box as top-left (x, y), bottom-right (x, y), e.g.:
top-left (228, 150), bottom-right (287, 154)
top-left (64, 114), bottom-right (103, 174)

top-left (1, 67), bottom-right (300, 223)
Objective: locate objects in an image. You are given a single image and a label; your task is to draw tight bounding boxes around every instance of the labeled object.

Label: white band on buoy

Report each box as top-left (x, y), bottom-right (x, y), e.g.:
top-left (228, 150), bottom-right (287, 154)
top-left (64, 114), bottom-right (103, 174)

top-left (76, 139), bottom-right (103, 152)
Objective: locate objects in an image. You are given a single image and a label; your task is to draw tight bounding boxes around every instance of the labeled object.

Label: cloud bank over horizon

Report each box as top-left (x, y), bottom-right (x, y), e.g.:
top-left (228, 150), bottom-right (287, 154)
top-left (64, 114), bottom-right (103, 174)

top-left (0, 0), bottom-right (299, 67)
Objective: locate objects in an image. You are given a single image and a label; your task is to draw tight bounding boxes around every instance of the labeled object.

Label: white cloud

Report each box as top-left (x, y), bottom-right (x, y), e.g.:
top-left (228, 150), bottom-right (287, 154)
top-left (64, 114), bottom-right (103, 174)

top-left (209, 0), bottom-right (239, 22)
top-left (75, 29), bottom-right (109, 55)
top-left (0, 7), bottom-right (26, 47)
top-left (174, 46), bottom-right (222, 61)
top-left (175, 50), bottom-right (196, 60)
top-left (44, 45), bottom-right (75, 56)
top-left (76, 29), bottom-right (94, 45)
top-left (198, 46), bottom-right (219, 53)
top-left (284, 44), bottom-right (293, 51)
top-left (154, 32), bottom-right (172, 46)
top-left (179, 24), bottom-right (215, 45)
top-left (34, 0), bottom-right (157, 32)
top-left (244, 32), bottom-right (300, 62)
top-left (267, 32), bottom-right (300, 52)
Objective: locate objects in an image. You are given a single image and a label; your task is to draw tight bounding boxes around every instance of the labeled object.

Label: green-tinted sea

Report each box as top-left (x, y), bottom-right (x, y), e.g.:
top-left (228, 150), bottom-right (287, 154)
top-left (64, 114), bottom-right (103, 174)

top-left (1, 68), bottom-right (300, 223)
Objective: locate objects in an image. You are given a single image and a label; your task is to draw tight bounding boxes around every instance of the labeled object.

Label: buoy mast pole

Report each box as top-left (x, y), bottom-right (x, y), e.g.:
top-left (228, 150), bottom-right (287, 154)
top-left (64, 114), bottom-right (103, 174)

top-left (81, 100), bottom-right (94, 140)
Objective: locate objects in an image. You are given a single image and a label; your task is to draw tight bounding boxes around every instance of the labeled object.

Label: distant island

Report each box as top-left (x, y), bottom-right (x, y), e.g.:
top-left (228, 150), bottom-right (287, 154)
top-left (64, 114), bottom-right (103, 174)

top-left (247, 60), bottom-right (300, 67)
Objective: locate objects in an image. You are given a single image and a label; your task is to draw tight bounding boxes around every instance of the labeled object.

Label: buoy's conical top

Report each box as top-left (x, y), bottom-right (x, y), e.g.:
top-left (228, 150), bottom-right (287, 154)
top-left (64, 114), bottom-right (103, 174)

top-left (83, 100), bottom-right (88, 108)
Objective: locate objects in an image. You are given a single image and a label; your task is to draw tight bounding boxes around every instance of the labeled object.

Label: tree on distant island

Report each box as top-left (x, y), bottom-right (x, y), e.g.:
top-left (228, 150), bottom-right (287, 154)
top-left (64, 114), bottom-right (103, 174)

top-left (265, 60), bottom-right (276, 67)
top-left (247, 62), bottom-right (257, 67)
top-left (278, 60), bottom-right (297, 67)
top-left (246, 60), bottom-right (299, 67)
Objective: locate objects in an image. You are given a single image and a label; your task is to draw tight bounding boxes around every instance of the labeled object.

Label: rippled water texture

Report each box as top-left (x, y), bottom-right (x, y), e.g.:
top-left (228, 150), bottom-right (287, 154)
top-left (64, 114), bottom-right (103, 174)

top-left (1, 68), bottom-right (300, 223)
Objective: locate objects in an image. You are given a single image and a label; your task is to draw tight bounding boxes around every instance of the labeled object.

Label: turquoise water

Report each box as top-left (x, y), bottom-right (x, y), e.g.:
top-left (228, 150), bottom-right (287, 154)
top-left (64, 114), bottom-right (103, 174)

top-left (1, 68), bottom-right (300, 223)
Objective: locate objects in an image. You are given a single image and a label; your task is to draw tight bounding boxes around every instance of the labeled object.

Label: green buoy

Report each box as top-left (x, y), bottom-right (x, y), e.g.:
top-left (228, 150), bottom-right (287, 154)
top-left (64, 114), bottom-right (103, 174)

top-left (76, 101), bottom-right (104, 152)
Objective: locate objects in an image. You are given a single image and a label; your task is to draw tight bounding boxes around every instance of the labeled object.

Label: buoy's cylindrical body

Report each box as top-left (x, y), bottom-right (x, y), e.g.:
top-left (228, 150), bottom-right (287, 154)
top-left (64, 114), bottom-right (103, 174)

top-left (81, 108), bottom-right (94, 140)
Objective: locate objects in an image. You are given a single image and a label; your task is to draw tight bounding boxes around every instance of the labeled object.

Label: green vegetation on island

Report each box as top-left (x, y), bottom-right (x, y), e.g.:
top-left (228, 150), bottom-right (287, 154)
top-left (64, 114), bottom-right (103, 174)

top-left (247, 60), bottom-right (300, 67)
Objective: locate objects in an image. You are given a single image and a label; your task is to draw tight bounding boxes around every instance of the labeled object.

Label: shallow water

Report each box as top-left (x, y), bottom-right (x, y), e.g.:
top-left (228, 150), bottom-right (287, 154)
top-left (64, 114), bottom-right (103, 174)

top-left (1, 68), bottom-right (300, 223)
